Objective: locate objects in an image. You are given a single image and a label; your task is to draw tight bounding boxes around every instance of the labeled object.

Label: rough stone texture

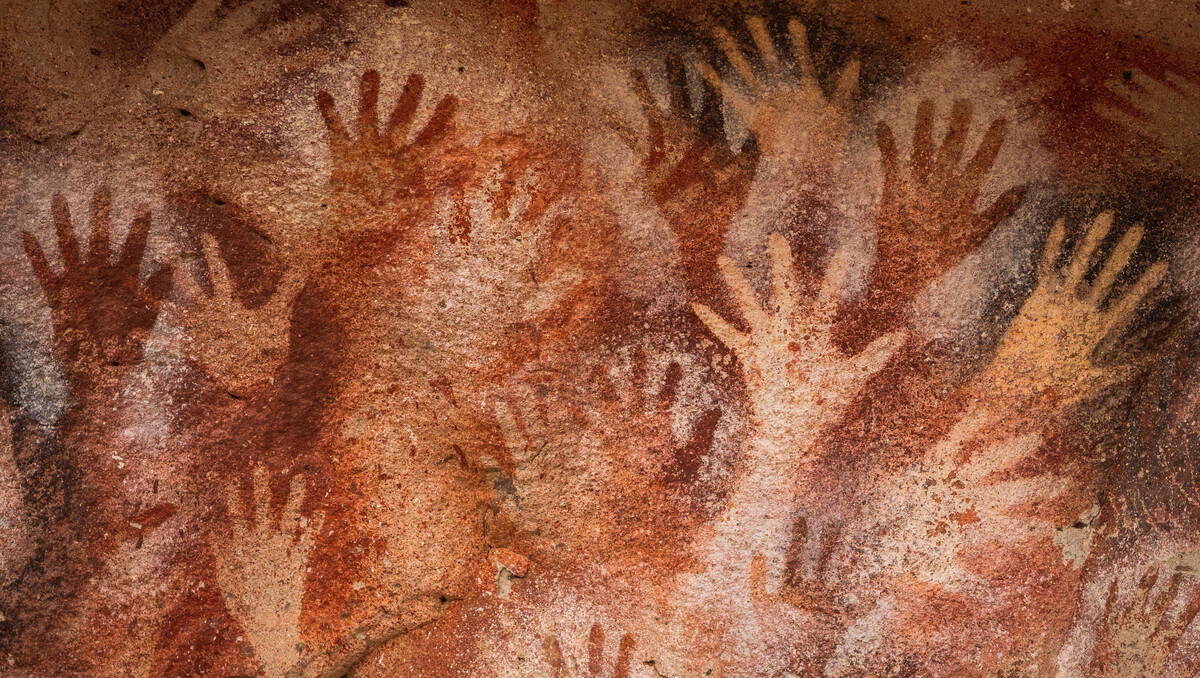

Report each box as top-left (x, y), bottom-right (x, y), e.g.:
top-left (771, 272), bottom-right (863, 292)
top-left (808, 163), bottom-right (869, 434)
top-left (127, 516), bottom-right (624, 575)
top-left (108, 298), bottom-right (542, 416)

top-left (2, 0), bottom-right (1200, 676)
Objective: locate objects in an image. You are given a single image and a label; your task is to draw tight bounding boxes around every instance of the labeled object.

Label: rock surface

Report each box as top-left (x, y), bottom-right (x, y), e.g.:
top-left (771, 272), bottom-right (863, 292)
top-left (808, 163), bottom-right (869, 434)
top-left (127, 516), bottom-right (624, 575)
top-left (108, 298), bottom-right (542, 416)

top-left (1, 1), bottom-right (1200, 676)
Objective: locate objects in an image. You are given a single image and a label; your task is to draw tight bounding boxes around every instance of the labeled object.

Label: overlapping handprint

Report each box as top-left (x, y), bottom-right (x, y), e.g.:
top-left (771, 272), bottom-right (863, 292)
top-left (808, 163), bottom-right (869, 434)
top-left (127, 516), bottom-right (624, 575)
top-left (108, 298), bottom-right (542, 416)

top-left (696, 16), bottom-right (860, 169)
top-left (1090, 567), bottom-right (1200, 678)
top-left (693, 233), bottom-right (905, 439)
top-left (608, 54), bottom-right (758, 303)
top-left (171, 233), bottom-right (305, 397)
top-left (985, 211), bottom-right (1166, 407)
top-left (854, 99), bottom-right (1027, 337)
top-left (22, 188), bottom-right (173, 390)
top-left (1098, 69), bottom-right (1200, 181)
top-left (215, 466), bottom-right (323, 678)
top-left (317, 70), bottom-right (458, 239)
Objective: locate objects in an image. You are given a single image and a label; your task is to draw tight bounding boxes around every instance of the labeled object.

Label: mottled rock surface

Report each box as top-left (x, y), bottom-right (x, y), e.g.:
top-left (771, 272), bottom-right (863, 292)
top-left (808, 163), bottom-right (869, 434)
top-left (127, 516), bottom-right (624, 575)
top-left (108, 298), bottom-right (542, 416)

top-left (1, 1), bottom-right (1200, 676)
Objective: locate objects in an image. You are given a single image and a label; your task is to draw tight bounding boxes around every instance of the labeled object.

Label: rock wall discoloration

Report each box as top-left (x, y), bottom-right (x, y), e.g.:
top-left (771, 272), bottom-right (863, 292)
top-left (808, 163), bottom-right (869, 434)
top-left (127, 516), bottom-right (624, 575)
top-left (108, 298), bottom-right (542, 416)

top-left (2, 1), bottom-right (1200, 676)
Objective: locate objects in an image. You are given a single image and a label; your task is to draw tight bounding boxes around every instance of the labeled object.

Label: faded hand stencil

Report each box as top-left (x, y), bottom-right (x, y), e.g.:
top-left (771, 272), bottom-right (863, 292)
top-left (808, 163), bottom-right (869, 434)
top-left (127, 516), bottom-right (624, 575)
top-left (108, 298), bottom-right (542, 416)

top-left (2, 1), bottom-right (1200, 677)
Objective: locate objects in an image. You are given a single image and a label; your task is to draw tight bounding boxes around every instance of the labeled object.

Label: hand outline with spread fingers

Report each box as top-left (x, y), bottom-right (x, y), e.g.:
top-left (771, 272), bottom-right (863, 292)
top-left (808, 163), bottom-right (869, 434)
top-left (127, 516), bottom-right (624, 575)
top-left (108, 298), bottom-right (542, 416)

top-left (871, 99), bottom-right (1028, 305)
top-left (171, 233), bottom-right (306, 398)
top-left (695, 16), bottom-right (860, 167)
top-left (987, 211), bottom-right (1167, 406)
top-left (1091, 566), bottom-right (1200, 678)
top-left (22, 188), bottom-right (173, 386)
top-left (428, 148), bottom-right (584, 353)
top-left (1097, 69), bottom-right (1200, 181)
top-left (692, 233), bottom-right (906, 438)
top-left (607, 54), bottom-right (758, 259)
top-left (144, 0), bottom-right (328, 117)
top-left (215, 466), bottom-right (323, 678)
top-left (316, 70), bottom-right (458, 231)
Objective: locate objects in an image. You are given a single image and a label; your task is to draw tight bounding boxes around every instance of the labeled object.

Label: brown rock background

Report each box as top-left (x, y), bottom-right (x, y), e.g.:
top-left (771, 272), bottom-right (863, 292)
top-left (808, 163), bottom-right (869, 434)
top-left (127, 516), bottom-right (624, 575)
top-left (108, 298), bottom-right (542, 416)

top-left (2, 0), bottom-right (1200, 675)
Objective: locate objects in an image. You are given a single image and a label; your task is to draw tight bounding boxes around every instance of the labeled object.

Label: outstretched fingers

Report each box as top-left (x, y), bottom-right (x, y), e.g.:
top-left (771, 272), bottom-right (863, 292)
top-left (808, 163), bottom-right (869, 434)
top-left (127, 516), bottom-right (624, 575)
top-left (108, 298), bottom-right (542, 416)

top-left (768, 233), bottom-right (796, 315)
top-left (494, 400), bottom-right (527, 463)
top-left (1105, 77), bottom-right (1154, 115)
top-left (745, 17), bottom-right (780, 78)
top-left (1165, 71), bottom-right (1200, 97)
top-left (849, 330), bottom-right (906, 381)
top-left (1102, 259), bottom-right (1166, 336)
top-left (252, 464), bottom-right (271, 532)
top-left (604, 107), bottom-right (643, 155)
top-left (23, 233), bottom-right (57, 294)
top-left (385, 73), bottom-right (426, 145)
top-left (587, 623), bottom-right (605, 676)
top-left (696, 59), bottom-right (752, 126)
top-left (268, 265), bottom-right (308, 315)
top-left (200, 233), bottom-right (233, 301)
top-left (1095, 103), bottom-right (1157, 140)
top-left (876, 121), bottom-right (900, 189)
top-left (717, 255), bottom-right (770, 330)
top-left (1040, 218), bottom-right (1067, 280)
top-left (692, 302), bottom-right (750, 353)
top-left (832, 59), bottom-right (861, 112)
top-left (959, 117), bottom-right (1008, 201)
top-left (316, 90), bottom-right (350, 149)
top-left (1129, 69), bottom-right (1177, 105)
top-left (140, 264), bottom-right (175, 313)
top-left (712, 26), bottom-right (761, 94)
top-left (1150, 572), bottom-right (1184, 628)
top-left (614, 634), bottom-right (635, 678)
top-left (933, 100), bottom-right (973, 185)
top-left (631, 70), bottom-right (667, 146)
top-left (817, 248), bottom-right (852, 315)
top-left (1168, 586), bottom-right (1200, 655)
top-left (118, 206), bottom-right (153, 276)
top-left (225, 478), bottom-right (249, 541)
top-left (976, 185), bottom-right (1027, 239)
top-left (786, 19), bottom-right (818, 85)
top-left (698, 70), bottom-right (727, 141)
top-left (300, 509), bottom-right (325, 554)
top-left (664, 55), bottom-right (694, 122)
top-left (911, 100), bottom-right (936, 184)
top-left (1063, 211), bottom-right (1114, 290)
top-left (1088, 224), bottom-right (1142, 304)
top-left (52, 195), bottom-right (82, 272)
top-left (412, 95), bottom-right (458, 148)
top-left (282, 474), bottom-right (306, 531)
top-left (89, 187), bottom-right (113, 264)
top-left (356, 70), bottom-right (382, 142)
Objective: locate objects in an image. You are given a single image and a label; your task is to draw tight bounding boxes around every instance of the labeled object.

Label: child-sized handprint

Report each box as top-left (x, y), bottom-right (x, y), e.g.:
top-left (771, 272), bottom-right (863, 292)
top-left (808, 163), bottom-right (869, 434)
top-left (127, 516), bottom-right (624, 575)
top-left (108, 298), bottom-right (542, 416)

top-left (543, 623), bottom-right (634, 678)
top-left (1090, 567), bottom-right (1200, 678)
top-left (696, 16), bottom-right (859, 168)
top-left (692, 233), bottom-right (905, 439)
top-left (864, 99), bottom-right (1027, 329)
top-left (987, 211), bottom-right (1166, 406)
top-left (23, 188), bottom-right (173, 389)
top-left (215, 466), bottom-right (323, 678)
top-left (1097, 69), bottom-right (1200, 182)
top-left (317, 70), bottom-right (458, 235)
top-left (172, 233), bottom-right (305, 397)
